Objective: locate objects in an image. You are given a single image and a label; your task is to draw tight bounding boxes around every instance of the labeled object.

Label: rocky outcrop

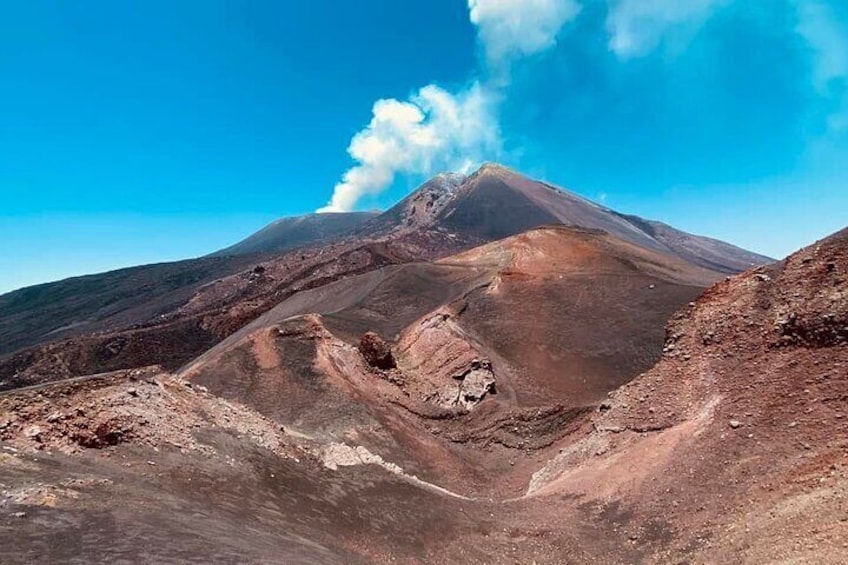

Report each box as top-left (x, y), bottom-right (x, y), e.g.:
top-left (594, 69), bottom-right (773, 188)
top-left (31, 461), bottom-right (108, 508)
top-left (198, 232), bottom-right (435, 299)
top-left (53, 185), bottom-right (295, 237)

top-left (451, 360), bottom-right (496, 410)
top-left (0, 368), bottom-right (293, 458)
top-left (395, 310), bottom-right (497, 411)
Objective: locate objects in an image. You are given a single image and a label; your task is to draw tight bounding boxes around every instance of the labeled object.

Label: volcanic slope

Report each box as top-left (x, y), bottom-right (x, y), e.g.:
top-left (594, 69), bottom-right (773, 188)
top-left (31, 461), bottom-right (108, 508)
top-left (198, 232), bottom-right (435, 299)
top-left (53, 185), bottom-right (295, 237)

top-left (211, 211), bottom-right (379, 257)
top-left (360, 164), bottom-right (772, 273)
top-left (1, 229), bottom-right (844, 564)
top-left (528, 227), bottom-right (848, 562)
top-left (0, 254), bottom-right (258, 357)
top-left (0, 216), bottom-right (377, 360)
top-left (0, 369), bottom-right (506, 564)
top-left (180, 226), bottom-right (715, 496)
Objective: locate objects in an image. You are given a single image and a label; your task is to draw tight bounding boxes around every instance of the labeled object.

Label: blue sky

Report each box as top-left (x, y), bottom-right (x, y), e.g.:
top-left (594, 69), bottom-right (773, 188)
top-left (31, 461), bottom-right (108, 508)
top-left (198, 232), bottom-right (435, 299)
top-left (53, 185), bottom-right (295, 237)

top-left (1, 0), bottom-right (847, 294)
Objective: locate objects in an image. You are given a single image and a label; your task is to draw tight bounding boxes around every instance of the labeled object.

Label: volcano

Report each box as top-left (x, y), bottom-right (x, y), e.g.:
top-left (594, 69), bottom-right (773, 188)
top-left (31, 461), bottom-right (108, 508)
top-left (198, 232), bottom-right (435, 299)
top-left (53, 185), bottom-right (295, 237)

top-left (4, 165), bottom-right (834, 565)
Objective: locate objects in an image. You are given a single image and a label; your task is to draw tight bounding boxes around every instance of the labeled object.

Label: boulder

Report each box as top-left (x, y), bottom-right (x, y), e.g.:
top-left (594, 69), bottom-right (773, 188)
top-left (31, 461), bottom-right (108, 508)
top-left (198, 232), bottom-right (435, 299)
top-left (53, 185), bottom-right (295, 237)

top-left (358, 332), bottom-right (397, 371)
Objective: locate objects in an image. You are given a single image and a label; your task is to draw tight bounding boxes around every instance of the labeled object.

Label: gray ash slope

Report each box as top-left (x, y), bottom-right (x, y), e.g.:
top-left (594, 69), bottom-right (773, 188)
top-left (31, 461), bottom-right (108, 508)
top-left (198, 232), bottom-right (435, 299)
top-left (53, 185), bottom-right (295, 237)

top-left (211, 211), bottom-right (379, 257)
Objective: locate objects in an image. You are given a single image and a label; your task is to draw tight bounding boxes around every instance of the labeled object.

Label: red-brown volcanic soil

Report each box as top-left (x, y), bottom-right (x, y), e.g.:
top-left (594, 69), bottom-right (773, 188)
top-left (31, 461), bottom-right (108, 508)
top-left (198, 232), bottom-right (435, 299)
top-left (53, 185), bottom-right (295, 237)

top-left (177, 227), bottom-right (713, 497)
top-left (1, 223), bottom-right (839, 564)
top-left (0, 369), bottom-right (652, 564)
top-left (445, 227), bottom-right (718, 406)
top-left (529, 227), bottom-right (848, 562)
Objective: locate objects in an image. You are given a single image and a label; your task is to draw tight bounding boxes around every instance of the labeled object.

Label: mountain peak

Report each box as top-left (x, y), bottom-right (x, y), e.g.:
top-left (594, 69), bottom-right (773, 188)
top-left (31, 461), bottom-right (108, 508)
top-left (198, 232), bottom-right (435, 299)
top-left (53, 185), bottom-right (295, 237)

top-left (473, 162), bottom-right (516, 177)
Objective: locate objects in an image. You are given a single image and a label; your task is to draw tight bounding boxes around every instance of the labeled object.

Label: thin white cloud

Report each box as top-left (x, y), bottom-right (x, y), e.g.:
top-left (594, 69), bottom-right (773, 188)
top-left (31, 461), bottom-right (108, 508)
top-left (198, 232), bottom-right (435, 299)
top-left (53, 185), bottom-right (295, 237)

top-left (796, 0), bottom-right (848, 131)
top-left (468, 0), bottom-right (582, 67)
top-left (606, 0), bottom-right (727, 59)
top-left (317, 84), bottom-right (501, 213)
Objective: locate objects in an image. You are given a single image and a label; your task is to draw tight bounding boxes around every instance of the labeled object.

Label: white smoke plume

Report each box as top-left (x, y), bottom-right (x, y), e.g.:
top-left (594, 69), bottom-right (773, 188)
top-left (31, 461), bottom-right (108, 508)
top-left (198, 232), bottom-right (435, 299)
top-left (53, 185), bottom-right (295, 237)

top-left (317, 0), bottom-right (580, 213)
top-left (316, 84), bottom-right (500, 213)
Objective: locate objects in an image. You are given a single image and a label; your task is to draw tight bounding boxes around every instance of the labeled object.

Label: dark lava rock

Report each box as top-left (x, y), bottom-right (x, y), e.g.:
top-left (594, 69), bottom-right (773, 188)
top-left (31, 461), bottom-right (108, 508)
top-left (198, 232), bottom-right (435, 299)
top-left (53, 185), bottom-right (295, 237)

top-left (358, 332), bottom-right (396, 371)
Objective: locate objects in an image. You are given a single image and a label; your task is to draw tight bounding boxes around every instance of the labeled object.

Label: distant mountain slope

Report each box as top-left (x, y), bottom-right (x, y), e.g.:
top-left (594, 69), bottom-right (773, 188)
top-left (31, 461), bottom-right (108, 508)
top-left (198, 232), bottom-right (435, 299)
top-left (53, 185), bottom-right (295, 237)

top-left (0, 212), bottom-right (382, 359)
top-left (370, 163), bottom-right (771, 273)
top-left (615, 213), bottom-right (772, 273)
top-left (0, 255), bottom-right (257, 356)
top-left (211, 211), bottom-right (379, 257)
top-left (355, 172), bottom-right (467, 235)
top-left (436, 165), bottom-right (662, 249)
